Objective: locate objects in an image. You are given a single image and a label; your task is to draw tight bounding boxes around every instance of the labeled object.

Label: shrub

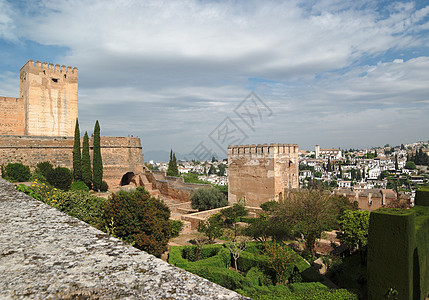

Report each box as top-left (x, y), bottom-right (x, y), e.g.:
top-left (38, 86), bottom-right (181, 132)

top-left (55, 190), bottom-right (106, 230)
top-left (100, 180), bottom-right (109, 192)
top-left (191, 188), bottom-right (228, 211)
top-left (182, 245), bottom-right (220, 262)
top-left (70, 180), bottom-right (90, 192)
top-left (245, 267), bottom-right (273, 287)
top-left (46, 167), bottom-right (73, 191)
top-left (34, 161), bottom-right (54, 178)
top-left (192, 266), bottom-right (244, 291)
top-left (288, 282), bottom-right (328, 293)
top-left (29, 171), bottom-right (48, 184)
top-left (103, 187), bottom-right (171, 257)
top-left (170, 219), bottom-right (184, 238)
top-left (169, 244), bottom-right (230, 269)
top-left (3, 163), bottom-right (31, 182)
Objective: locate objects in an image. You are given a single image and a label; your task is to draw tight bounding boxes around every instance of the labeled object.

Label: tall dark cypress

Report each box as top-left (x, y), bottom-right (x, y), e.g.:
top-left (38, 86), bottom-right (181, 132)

top-left (72, 118), bottom-right (82, 181)
top-left (167, 149), bottom-right (179, 176)
top-left (92, 120), bottom-right (103, 191)
top-left (82, 131), bottom-right (92, 189)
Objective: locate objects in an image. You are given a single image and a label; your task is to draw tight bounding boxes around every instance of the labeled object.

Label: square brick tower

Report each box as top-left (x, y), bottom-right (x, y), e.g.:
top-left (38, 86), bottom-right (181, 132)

top-left (228, 143), bottom-right (299, 207)
top-left (20, 60), bottom-right (78, 137)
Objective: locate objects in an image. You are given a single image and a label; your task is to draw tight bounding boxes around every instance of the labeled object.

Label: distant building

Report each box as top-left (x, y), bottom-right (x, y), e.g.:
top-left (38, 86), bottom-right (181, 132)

top-left (315, 145), bottom-right (342, 159)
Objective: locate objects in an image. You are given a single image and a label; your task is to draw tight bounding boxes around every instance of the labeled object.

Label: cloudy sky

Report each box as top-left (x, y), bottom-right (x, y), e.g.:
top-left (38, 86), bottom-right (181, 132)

top-left (0, 0), bottom-right (428, 161)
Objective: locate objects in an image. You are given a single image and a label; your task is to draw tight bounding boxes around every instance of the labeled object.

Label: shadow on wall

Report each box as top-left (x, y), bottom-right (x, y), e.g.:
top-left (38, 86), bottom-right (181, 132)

top-left (120, 172), bottom-right (143, 187)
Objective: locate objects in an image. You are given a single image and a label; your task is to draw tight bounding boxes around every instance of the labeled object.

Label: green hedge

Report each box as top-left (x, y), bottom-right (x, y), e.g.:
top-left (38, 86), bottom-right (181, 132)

top-left (415, 186), bottom-right (429, 206)
top-left (169, 244), bottom-right (230, 269)
top-left (368, 206), bottom-right (429, 300)
top-left (191, 266), bottom-right (244, 291)
top-left (238, 284), bottom-right (357, 300)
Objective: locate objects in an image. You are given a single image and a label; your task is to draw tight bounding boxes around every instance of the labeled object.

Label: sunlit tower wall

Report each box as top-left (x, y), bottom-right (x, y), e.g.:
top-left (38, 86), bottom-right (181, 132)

top-left (228, 143), bottom-right (299, 207)
top-left (20, 60), bottom-right (78, 137)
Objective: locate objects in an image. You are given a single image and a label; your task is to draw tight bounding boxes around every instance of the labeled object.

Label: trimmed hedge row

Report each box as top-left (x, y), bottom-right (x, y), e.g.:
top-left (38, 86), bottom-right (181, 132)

top-left (368, 205), bottom-right (429, 300)
top-left (415, 186), bottom-right (429, 206)
top-left (169, 244), bottom-right (358, 299)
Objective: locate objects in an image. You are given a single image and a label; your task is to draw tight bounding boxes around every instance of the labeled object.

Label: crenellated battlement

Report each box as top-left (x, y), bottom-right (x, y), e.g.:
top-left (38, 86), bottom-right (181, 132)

top-left (21, 59), bottom-right (78, 76)
top-left (228, 143), bottom-right (298, 157)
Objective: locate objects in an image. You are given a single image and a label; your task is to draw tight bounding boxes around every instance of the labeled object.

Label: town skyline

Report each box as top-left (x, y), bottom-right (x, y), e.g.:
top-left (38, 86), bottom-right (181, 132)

top-left (0, 1), bottom-right (428, 157)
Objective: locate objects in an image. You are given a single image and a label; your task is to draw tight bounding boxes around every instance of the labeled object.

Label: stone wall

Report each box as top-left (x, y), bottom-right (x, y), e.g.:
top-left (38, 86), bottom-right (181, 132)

top-left (0, 97), bottom-right (25, 135)
top-left (0, 178), bottom-right (245, 299)
top-left (144, 170), bottom-right (212, 202)
top-left (0, 135), bottom-right (144, 190)
top-left (228, 143), bottom-right (299, 207)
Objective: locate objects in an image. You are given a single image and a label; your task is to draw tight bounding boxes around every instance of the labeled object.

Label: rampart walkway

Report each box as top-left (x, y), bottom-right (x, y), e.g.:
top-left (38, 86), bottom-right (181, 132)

top-left (0, 179), bottom-right (245, 299)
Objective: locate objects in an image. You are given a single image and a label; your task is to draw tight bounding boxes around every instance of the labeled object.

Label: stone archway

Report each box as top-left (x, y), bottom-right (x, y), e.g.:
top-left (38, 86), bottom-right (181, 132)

top-left (120, 172), bottom-right (143, 187)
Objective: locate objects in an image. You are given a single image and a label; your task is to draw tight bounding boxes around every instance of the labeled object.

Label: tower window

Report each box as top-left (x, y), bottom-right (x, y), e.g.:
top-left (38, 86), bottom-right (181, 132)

top-left (52, 78), bottom-right (58, 83)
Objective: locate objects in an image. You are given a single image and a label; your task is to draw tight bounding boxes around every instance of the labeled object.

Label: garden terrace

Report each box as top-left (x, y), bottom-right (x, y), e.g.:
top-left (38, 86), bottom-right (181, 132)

top-left (0, 178), bottom-right (245, 299)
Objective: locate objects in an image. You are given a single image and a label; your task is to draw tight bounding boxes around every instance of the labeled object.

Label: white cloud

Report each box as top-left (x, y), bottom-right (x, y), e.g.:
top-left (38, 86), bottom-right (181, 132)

top-left (1, 0), bottom-right (428, 153)
top-left (0, 0), bottom-right (17, 41)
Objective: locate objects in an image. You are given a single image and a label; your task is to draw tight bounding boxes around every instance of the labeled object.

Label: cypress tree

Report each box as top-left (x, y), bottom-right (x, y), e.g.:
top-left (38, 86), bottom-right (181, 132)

top-left (81, 131), bottom-right (92, 189)
top-left (167, 149), bottom-right (179, 177)
top-left (72, 118), bottom-right (82, 181)
top-left (92, 120), bottom-right (103, 191)
top-left (395, 154), bottom-right (399, 170)
top-left (172, 153), bottom-right (179, 176)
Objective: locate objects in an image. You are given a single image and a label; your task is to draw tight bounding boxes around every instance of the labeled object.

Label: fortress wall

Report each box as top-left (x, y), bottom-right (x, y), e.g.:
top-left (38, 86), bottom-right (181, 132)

top-left (0, 135), bottom-right (144, 190)
top-left (228, 143), bottom-right (299, 207)
top-left (0, 97), bottom-right (25, 135)
top-left (20, 60), bottom-right (78, 137)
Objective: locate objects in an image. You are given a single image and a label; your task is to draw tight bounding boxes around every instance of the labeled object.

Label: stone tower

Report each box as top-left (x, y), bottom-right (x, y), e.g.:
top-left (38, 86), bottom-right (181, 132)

top-left (19, 60), bottom-right (78, 137)
top-left (228, 143), bottom-right (299, 207)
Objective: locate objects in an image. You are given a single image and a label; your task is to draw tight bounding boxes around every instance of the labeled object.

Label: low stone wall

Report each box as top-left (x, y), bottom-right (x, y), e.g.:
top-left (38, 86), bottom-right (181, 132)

top-left (182, 206), bottom-right (263, 229)
top-left (144, 170), bottom-right (211, 202)
top-left (0, 178), bottom-right (245, 299)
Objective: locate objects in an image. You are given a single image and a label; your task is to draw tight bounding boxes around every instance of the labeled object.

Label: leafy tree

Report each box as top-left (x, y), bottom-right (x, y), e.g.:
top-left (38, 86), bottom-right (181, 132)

top-left (221, 203), bottom-right (248, 240)
top-left (191, 188), bottom-right (228, 211)
top-left (212, 156), bottom-right (217, 162)
top-left (34, 161), bottom-right (54, 179)
top-left (337, 210), bottom-right (370, 264)
top-left (356, 169), bottom-right (362, 181)
top-left (327, 158), bottom-right (332, 172)
top-left (72, 118), bottom-right (82, 181)
top-left (244, 201), bottom-right (292, 242)
top-left (208, 164), bottom-right (216, 175)
top-left (167, 149), bottom-right (179, 177)
top-left (263, 242), bottom-right (298, 284)
top-left (183, 173), bottom-right (206, 184)
top-left (103, 187), bottom-right (171, 257)
top-left (314, 171), bottom-right (322, 178)
top-left (275, 189), bottom-right (340, 257)
top-left (81, 131), bottom-right (92, 189)
top-left (405, 161), bottom-right (416, 170)
top-left (92, 120), bottom-right (103, 191)
top-left (197, 213), bottom-right (223, 243)
top-left (46, 167), bottom-right (73, 191)
top-left (218, 164), bottom-right (226, 176)
top-left (225, 237), bottom-right (248, 271)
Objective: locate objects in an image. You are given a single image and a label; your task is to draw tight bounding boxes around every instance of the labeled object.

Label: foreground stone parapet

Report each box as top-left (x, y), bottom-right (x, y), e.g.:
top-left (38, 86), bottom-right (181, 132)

top-left (0, 179), bottom-right (245, 299)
